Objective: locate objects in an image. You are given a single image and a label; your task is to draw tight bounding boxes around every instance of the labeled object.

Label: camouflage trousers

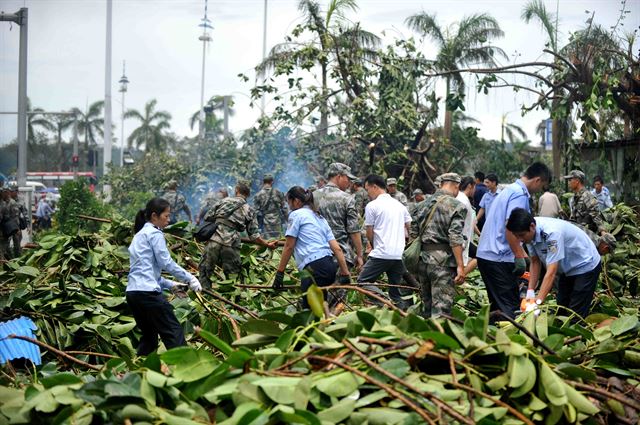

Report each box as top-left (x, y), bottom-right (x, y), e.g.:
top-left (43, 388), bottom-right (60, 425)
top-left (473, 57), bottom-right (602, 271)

top-left (0, 236), bottom-right (10, 261)
top-left (417, 260), bottom-right (456, 318)
top-left (262, 214), bottom-right (282, 239)
top-left (198, 241), bottom-right (242, 288)
top-left (11, 231), bottom-right (22, 259)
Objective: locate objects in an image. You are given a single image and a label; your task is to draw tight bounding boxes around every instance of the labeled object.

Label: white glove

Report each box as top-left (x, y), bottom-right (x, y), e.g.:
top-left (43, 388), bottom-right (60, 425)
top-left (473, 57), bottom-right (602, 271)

top-left (526, 289), bottom-right (536, 299)
top-left (188, 275), bottom-right (202, 292)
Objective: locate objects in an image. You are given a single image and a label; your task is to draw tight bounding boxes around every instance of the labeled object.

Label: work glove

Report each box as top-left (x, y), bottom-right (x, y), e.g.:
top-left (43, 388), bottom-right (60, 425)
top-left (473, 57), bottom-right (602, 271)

top-left (272, 271), bottom-right (285, 291)
top-left (512, 257), bottom-right (527, 277)
top-left (337, 274), bottom-right (351, 285)
top-left (188, 275), bottom-right (202, 292)
top-left (520, 290), bottom-right (541, 316)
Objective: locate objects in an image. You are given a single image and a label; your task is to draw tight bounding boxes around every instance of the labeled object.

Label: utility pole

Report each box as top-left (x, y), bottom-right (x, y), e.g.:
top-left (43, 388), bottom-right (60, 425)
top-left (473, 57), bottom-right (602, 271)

top-left (1, 8), bottom-right (28, 188)
top-left (260, 0), bottom-right (268, 116)
top-left (103, 0), bottom-right (113, 199)
top-left (198, 0), bottom-right (213, 139)
top-left (223, 96), bottom-right (229, 138)
top-left (119, 61), bottom-right (129, 167)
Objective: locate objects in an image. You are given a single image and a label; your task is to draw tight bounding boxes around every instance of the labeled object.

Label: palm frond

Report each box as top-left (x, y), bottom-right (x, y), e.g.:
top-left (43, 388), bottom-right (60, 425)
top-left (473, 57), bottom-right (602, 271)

top-left (405, 13), bottom-right (446, 46)
top-left (521, 0), bottom-right (557, 52)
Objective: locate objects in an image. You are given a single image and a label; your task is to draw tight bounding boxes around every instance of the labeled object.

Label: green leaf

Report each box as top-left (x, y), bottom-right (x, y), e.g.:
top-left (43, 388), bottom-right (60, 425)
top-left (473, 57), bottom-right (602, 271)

top-left (418, 331), bottom-right (460, 350)
top-left (253, 376), bottom-right (301, 404)
top-left (275, 329), bottom-right (295, 352)
top-left (356, 311), bottom-right (376, 330)
top-left (40, 373), bottom-right (83, 389)
top-left (378, 358), bottom-right (410, 379)
top-left (165, 348), bottom-right (219, 383)
top-left (539, 363), bottom-right (568, 406)
top-left (307, 284), bottom-right (324, 318)
top-left (610, 315), bottom-right (638, 336)
top-left (555, 363), bottom-right (596, 381)
top-left (15, 266), bottom-right (39, 277)
top-left (110, 322), bottom-right (136, 336)
top-left (243, 319), bottom-right (283, 337)
top-left (317, 398), bottom-right (355, 422)
top-left (197, 327), bottom-right (234, 356)
top-left (564, 383), bottom-right (599, 415)
top-left (315, 371), bottom-right (359, 397)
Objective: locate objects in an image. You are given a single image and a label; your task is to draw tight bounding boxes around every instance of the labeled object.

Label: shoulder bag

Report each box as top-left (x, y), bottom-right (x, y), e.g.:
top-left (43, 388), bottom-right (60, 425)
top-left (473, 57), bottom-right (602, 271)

top-left (403, 196), bottom-right (446, 274)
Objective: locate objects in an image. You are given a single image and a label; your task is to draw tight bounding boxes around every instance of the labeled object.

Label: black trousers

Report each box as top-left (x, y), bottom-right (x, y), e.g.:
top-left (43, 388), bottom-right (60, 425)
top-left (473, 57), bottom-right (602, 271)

top-left (357, 257), bottom-right (406, 304)
top-left (126, 291), bottom-right (186, 355)
top-left (300, 256), bottom-right (337, 308)
top-left (557, 262), bottom-right (601, 318)
top-left (477, 258), bottom-right (520, 319)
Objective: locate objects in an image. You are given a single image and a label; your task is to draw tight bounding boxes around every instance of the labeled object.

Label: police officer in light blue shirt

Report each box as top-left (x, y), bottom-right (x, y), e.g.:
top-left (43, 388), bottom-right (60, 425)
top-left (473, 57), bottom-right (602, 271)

top-left (127, 197), bottom-right (202, 355)
top-left (273, 186), bottom-right (350, 308)
top-left (476, 162), bottom-right (551, 318)
top-left (507, 208), bottom-right (602, 318)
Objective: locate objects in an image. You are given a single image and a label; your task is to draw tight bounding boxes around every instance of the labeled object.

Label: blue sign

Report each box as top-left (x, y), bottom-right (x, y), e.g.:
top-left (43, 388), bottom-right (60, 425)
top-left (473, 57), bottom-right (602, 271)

top-left (545, 119), bottom-right (553, 151)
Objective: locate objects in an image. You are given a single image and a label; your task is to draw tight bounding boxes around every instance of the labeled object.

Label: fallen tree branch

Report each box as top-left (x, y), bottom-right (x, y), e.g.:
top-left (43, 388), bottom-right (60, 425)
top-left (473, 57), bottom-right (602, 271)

top-left (308, 355), bottom-right (437, 425)
top-left (66, 350), bottom-right (118, 359)
top-left (490, 310), bottom-right (557, 355)
top-left (569, 381), bottom-right (640, 412)
top-left (318, 285), bottom-right (408, 317)
top-left (343, 339), bottom-right (474, 425)
top-left (203, 289), bottom-right (259, 319)
top-left (5, 334), bottom-right (101, 371)
top-left (76, 214), bottom-right (111, 223)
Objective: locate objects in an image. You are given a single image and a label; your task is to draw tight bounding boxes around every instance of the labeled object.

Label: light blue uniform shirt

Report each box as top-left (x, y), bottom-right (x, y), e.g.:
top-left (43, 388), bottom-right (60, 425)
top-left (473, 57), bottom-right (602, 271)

top-left (127, 222), bottom-right (193, 292)
top-left (285, 206), bottom-right (334, 270)
top-left (479, 190), bottom-right (499, 215)
top-left (591, 187), bottom-right (613, 211)
top-left (477, 179), bottom-right (530, 262)
top-left (527, 217), bottom-right (601, 276)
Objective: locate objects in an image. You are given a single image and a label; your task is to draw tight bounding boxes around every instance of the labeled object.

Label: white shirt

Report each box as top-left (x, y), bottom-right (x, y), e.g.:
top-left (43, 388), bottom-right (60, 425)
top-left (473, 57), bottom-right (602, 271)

top-left (364, 193), bottom-right (411, 260)
top-left (456, 191), bottom-right (475, 265)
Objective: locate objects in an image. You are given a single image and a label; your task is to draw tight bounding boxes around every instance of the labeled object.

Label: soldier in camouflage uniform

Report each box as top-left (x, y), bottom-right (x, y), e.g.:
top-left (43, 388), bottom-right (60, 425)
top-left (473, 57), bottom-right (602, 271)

top-left (199, 182), bottom-right (276, 287)
top-left (161, 180), bottom-right (192, 224)
top-left (564, 170), bottom-right (606, 235)
top-left (314, 163), bottom-right (364, 271)
top-left (253, 174), bottom-right (287, 239)
top-left (407, 189), bottom-right (425, 219)
top-left (387, 178), bottom-right (408, 206)
top-left (197, 189), bottom-right (227, 225)
top-left (0, 188), bottom-right (12, 261)
top-left (411, 173), bottom-right (467, 318)
top-left (351, 179), bottom-right (369, 218)
top-left (8, 186), bottom-right (26, 258)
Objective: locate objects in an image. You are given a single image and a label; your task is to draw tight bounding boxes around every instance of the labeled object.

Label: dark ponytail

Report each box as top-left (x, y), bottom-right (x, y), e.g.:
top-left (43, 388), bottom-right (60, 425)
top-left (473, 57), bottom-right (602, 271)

top-left (134, 197), bottom-right (171, 233)
top-left (286, 185), bottom-right (317, 213)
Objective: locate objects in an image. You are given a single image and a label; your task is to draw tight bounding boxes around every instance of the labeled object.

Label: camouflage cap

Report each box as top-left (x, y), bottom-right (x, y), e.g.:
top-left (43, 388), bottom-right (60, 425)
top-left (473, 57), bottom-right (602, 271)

top-left (439, 172), bottom-right (461, 184)
top-left (563, 170), bottom-right (586, 182)
top-left (328, 163), bottom-right (357, 181)
top-left (165, 179), bottom-right (178, 190)
top-left (308, 185), bottom-right (318, 192)
top-left (413, 188), bottom-right (424, 196)
top-left (433, 175), bottom-right (442, 187)
top-left (386, 177), bottom-right (398, 186)
top-left (598, 233), bottom-right (617, 251)
top-left (263, 173), bottom-right (274, 180)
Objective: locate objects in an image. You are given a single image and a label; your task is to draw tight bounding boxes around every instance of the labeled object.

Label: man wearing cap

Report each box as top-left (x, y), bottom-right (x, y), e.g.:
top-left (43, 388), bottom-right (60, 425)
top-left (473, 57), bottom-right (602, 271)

top-left (161, 180), bottom-right (192, 225)
top-left (411, 173), bottom-right (467, 318)
top-left (507, 208), bottom-right (602, 318)
top-left (407, 189), bottom-right (425, 219)
top-left (314, 163), bottom-right (364, 271)
top-left (387, 178), bottom-right (408, 206)
top-left (253, 174), bottom-right (288, 239)
top-left (565, 170), bottom-right (606, 235)
top-left (476, 162), bottom-right (551, 319)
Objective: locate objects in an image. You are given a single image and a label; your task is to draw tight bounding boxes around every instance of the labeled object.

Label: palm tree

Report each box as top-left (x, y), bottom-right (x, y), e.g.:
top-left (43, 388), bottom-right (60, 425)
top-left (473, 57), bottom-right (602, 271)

top-left (501, 115), bottom-right (527, 144)
top-left (257, 0), bottom-right (380, 137)
top-left (124, 99), bottom-right (172, 152)
top-left (26, 98), bottom-right (55, 147)
top-left (69, 101), bottom-right (104, 168)
top-left (405, 13), bottom-right (507, 141)
top-left (50, 113), bottom-right (74, 171)
top-left (189, 95), bottom-right (235, 138)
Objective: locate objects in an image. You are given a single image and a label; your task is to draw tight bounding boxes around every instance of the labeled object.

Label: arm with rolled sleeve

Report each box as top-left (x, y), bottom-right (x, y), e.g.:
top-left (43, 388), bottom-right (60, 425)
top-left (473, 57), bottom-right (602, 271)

top-left (149, 232), bottom-right (193, 288)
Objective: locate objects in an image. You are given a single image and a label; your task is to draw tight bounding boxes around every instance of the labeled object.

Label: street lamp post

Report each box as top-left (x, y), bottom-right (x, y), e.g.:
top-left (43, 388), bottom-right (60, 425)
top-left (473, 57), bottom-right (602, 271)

top-left (118, 62), bottom-right (129, 167)
top-left (198, 0), bottom-right (213, 140)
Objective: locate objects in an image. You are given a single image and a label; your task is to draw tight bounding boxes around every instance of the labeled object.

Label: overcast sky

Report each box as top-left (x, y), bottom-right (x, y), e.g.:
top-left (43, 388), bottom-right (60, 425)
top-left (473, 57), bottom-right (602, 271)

top-left (1, 0), bottom-right (638, 151)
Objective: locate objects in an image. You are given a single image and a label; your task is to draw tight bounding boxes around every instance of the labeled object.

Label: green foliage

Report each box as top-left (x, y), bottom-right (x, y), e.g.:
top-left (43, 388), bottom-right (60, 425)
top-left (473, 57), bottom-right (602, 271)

top-left (56, 181), bottom-right (111, 235)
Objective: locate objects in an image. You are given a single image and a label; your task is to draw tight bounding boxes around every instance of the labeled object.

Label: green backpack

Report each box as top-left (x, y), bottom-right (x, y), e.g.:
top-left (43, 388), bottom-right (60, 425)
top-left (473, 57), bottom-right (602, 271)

top-left (403, 196), bottom-right (445, 274)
